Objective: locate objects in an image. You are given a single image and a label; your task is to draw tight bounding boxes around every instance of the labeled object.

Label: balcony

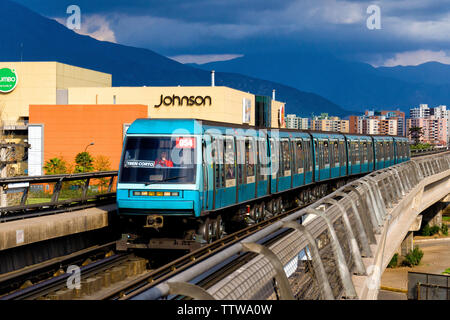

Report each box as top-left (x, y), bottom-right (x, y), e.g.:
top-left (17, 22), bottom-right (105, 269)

top-left (0, 120), bottom-right (28, 130)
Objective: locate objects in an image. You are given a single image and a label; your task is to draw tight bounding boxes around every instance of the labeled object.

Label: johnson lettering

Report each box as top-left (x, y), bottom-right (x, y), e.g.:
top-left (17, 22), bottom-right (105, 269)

top-left (154, 94), bottom-right (212, 107)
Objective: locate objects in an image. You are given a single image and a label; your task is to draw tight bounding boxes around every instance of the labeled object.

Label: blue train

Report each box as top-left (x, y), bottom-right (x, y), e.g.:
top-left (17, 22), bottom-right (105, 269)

top-left (116, 118), bottom-right (410, 245)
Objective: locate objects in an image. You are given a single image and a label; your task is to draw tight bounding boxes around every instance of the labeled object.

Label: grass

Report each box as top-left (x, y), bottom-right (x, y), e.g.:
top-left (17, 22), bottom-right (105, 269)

top-left (443, 216), bottom-right (450, 222)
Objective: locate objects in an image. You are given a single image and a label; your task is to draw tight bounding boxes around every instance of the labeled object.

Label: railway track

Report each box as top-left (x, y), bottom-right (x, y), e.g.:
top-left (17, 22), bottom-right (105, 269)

top-left (105, 201), bottom-right (312, 300)
top-left (0, 178), bottom-right (343, 300)
top-left (0, 241), bottom-right (148, 300)
top-left (0, 195), bottom-right (315, 300)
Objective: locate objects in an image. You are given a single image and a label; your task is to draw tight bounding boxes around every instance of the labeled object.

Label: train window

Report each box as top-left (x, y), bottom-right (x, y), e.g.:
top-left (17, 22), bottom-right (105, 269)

top-left (339, 141), bottom-right (345, 170)
top-left (224, 137), bottom-right (236, 187)
top-left (281, 140), bottom-right (291, 176)
top-left (120, 136), bottom-right (197, 185)
top-left (236, 138), bottom-right (245, 185)
top-left (362, 142), bottom-right (368, 163)
top-left (323, 140), bottom-right (330, 167)
top-left (332, 141), bottom-right (339, 168)
top-left (378, 142), bottom-right (384, 160)
top-left (257, 138), bottom-right (268, 181)
top-left (295, 139), bottom-right (304, 174)
top-left (202, 140), bottom-right (208, 193)
top-left (368, 141), bottom-right (373, 164)
top-left (303, 139), bottom-right (311, 173)
top-left (385, 142), bottom-right (388, 160)
top-left (401, 142), bottom-right (405, 158)
top-left (245, 138), bottom-right (255, 183)
top-left (213, 137), bottom-right (225, 188)
top-left (314, 140), bottom-right (319, 170)
top-left (354, 141), bottom-right (360, 164)
top-left (307, 140), bottom-right (313, 172)
top-left (270, 139), bottom-right (279, 178)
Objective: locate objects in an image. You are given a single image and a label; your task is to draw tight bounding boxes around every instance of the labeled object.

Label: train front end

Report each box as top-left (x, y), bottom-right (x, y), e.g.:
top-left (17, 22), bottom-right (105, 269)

top-left (116, 119), bottom-right (202, 235)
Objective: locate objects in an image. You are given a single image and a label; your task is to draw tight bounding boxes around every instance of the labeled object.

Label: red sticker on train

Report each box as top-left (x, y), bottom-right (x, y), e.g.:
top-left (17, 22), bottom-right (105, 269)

top-left (176, 137), bottom-right (196, 148)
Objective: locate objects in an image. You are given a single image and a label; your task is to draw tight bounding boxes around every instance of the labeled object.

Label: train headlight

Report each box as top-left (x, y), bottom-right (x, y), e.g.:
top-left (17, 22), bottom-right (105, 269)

top-left (134, 191), bottom-right (179, 196)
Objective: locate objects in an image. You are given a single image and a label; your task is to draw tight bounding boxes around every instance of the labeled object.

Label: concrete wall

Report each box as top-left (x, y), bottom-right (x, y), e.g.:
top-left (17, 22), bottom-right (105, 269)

top-left (29, 104), bottom-right (148, 171)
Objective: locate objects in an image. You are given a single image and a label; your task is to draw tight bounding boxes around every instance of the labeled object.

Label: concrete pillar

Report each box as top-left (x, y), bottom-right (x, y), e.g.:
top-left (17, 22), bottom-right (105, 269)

top-left (400, 231), bottom-right (414, 256)
top-left (422, 201), bottom-right (445, 228)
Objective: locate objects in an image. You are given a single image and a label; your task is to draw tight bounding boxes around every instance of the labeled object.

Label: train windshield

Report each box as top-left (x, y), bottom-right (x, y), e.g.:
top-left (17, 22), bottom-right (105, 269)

top-left (120, 136), bottom-right (197, 184)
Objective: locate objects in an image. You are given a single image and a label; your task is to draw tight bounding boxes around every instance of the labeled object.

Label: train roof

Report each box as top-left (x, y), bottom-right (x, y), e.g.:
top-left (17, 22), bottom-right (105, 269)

top-left (126, 118), bottom-right (409, 140)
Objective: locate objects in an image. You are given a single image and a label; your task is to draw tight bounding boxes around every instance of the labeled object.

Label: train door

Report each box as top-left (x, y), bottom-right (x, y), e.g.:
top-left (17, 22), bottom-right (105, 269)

top-left (314, 138), bottom-right (320, 181)
top-left (236, 137), bottom-right (245, 203)
top-left (270, 138), bottom-right (279, 193)
top-left (239, 137), bottom-right (257, 201)
top-left (361, 140), bottom-right (368, 173)
top-left (256, 138), bottom-right (269, 197)
top-left (211, 136), bottom-right (224, 209)
top-left (338, 139), bottom-right (346, 177)
top-left (355, 140), bottom-right (361, 174)
top-left (293, 138), bottom-right (304, 187)
top-left (304, 138), bottom-right (313, 184)
top-left (331, 140), bottom-right (339, 178)
top-left (201, 136), bottom-right (213, 212)
top-left (223, 136), bottom-right (237, 207)
top-left (278, 138), bottom-right (292, 191)
top-left (367, 140), bottom-right (374, 171)
top-left (385, 141), bottom-right (390, 167)
top-left (322, 139), bottom-right (330, 180)
top-left (377, 141), bottom-right (384, 169)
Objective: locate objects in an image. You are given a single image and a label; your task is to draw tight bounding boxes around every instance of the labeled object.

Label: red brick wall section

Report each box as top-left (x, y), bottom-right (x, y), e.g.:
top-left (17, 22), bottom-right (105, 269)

top-left (29, 104), bottom-right (148, 171)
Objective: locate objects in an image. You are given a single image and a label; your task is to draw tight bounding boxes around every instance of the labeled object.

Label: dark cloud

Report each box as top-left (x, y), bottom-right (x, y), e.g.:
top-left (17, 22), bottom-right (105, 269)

top-left (11, 0), bottom-right (450, 65)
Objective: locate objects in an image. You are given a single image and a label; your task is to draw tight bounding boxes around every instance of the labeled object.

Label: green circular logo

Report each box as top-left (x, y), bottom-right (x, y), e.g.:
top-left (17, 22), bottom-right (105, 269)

top-left (0, 68), bottom-right (18, 93)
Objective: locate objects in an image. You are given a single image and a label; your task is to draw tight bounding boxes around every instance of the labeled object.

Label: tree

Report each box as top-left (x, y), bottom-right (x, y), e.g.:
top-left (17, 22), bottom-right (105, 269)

top-left (74, 152), bottom-right (94, 173)
top-left (94, 155), bottom-right (112, 192)
top-left (409, 126), bottom-right (424, 145)
top-left (43, 157), bottom-right (68, 175)
top-left (94, 155), bottom-right (111, 172)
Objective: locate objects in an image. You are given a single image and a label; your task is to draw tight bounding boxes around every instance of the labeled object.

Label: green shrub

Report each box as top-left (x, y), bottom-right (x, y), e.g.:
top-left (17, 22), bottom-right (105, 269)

top-left (402, 247), bottom-right (424, 267)
top-left (441, 224), bottom-right (448, 236)
top-left (422, 224), bottom-right (440, 236)
top-left (388, 253), bottom-right (399, 268)
top-left (443, 268), bottom-right (450, 275)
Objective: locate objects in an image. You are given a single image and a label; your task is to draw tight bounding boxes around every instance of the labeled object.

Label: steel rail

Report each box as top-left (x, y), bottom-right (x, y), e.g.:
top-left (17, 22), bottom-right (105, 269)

top-left (104, 203), bottom-right (310, 300)
top-left (0, 241), bottom-right (118, 298)
top-left (1, 252), bottom-right (130, 300)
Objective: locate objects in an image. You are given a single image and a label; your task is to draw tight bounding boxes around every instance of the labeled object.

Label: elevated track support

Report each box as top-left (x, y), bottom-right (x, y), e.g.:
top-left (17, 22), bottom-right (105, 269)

top-left (127, 152), bottom-right (450, 300)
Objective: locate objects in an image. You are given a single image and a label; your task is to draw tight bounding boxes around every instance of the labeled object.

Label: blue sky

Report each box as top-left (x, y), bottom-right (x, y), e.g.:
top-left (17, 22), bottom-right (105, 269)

top-left (12, 0), bottom-right (450, 66)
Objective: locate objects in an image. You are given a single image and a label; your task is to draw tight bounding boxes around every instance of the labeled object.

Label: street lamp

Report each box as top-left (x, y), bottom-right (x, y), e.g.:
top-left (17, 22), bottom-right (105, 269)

top-left (85, 142), bottom-right (94, 152)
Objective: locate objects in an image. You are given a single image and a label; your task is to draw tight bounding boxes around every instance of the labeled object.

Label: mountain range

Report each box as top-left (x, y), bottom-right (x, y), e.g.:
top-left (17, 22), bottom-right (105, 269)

top-left (1, 0), bottom-right (449, 118)
top-left (194, 53), bottom-right (450, 113)
top-left (0, 0), bottom-right (350, 118)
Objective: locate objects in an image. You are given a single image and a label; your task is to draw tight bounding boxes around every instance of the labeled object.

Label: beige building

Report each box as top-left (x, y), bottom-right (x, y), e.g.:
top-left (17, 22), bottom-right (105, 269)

top-left (0, 61), bottom-right (285, 130)
top-left (0, 61), bottom-right (286, 176)
top-left (0, 62), bottom-right (111, 125)
top-left (311, 117), bottom-right (349, 133)
top-left (66, 86), bottom-right (285, 128)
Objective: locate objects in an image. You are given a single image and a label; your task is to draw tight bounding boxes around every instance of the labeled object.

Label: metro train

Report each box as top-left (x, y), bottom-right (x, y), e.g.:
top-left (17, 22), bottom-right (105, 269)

top-left (116, 118), bottom-right (410, 244)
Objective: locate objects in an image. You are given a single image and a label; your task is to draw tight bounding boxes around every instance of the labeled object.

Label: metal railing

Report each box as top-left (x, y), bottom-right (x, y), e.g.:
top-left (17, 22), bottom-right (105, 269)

top-left (411, 147), bottom-right (449, 157)
top-left (0, 171), bottom-right (118, 220)
top-left (129, 152), bottom-right (450, 300)
top-left (408, 272), bottom-right (450, 300)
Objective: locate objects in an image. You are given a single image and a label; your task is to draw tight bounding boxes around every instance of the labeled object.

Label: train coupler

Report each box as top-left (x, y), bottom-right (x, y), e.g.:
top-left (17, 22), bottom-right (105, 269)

top-left (144, 215), bottom-right (164, 229)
